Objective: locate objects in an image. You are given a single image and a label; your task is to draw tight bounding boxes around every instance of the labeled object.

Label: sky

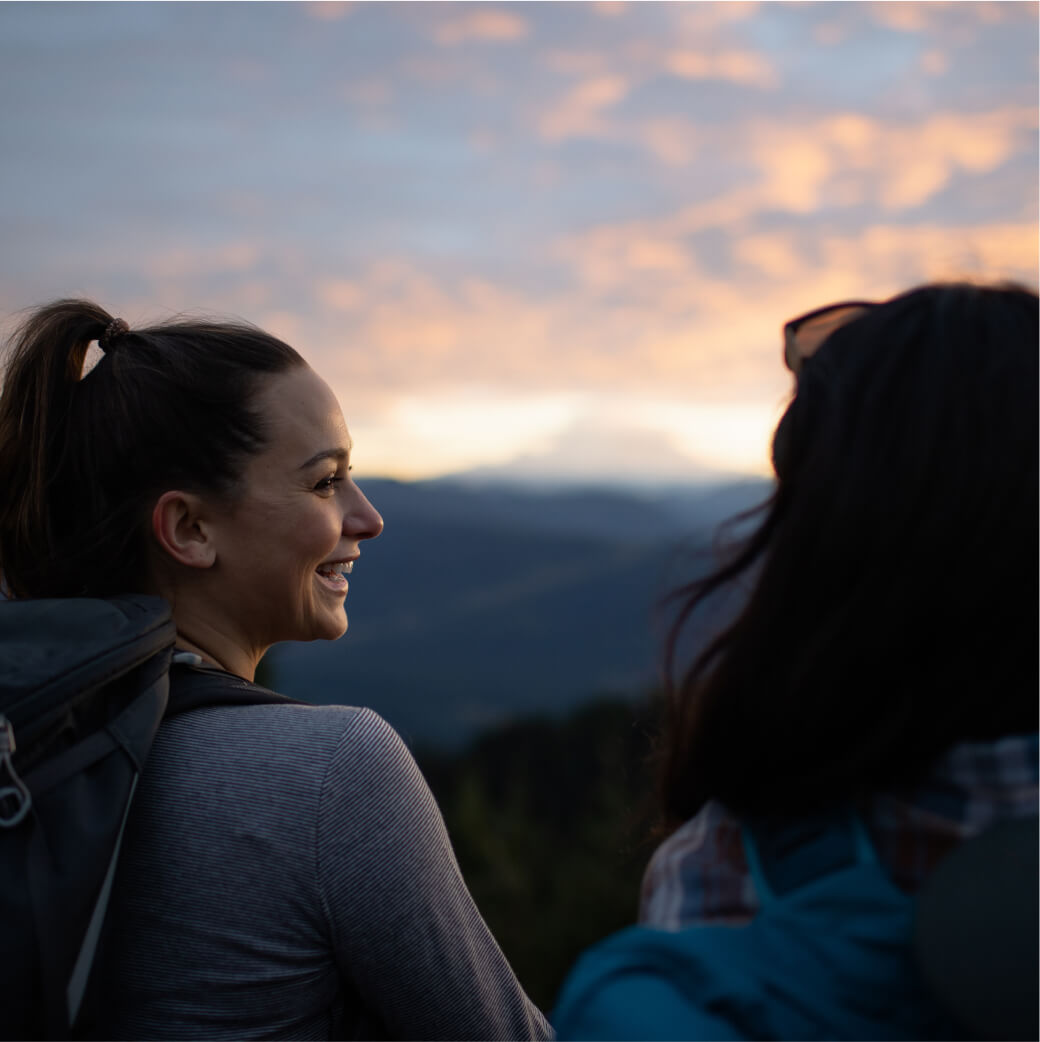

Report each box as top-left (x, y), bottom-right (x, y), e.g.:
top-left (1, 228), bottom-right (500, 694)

top-left (1, 1), bottom-right (1036, 484)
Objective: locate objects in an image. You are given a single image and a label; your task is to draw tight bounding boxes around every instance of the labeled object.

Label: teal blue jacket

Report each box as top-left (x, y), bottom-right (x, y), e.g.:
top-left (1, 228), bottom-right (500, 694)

top-left (552, 813), bottom-right (957, 1041)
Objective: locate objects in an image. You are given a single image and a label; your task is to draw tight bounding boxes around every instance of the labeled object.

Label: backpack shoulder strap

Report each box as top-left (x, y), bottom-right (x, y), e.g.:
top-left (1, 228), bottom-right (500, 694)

top-left (165, 660), bottom-right (303, 717)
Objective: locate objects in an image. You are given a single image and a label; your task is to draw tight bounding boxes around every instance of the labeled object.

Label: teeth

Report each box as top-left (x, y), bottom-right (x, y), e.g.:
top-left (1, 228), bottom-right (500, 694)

top-left (318, 561), bottom-right (354, 576)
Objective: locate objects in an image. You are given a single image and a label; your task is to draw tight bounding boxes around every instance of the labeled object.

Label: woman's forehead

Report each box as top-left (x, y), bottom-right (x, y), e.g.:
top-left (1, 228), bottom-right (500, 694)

top-left (256, 366), bottom-right (350, 458)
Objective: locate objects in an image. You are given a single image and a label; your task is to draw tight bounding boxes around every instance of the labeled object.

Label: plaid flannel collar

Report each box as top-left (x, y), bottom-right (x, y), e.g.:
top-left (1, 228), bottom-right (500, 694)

top-left (640, 733), bottom-right (1039, 930)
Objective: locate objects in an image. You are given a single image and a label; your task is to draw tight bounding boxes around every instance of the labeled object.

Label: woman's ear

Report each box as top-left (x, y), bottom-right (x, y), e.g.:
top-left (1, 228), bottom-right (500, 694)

top-left (151, 490), bottom-right (217, 569)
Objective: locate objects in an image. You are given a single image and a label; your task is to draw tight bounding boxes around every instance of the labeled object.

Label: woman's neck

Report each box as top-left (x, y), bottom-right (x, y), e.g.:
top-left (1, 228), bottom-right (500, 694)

top-left (174, 632), bottom-right (253, 681)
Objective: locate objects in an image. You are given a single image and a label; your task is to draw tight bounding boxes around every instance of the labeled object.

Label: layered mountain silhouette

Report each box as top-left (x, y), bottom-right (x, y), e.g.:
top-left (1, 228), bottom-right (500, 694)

top-left (268, 476), bottom-right (770, 747)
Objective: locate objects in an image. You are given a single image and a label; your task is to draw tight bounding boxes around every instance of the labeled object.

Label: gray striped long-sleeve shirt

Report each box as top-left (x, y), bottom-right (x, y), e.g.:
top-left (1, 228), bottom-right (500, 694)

top-left (97, 702), bottom-right (552, 1041)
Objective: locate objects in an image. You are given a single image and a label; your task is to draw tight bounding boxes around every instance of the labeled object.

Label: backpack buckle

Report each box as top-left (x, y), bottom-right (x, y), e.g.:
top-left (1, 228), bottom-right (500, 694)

top-left (0, 715), bottom-right (32, 828)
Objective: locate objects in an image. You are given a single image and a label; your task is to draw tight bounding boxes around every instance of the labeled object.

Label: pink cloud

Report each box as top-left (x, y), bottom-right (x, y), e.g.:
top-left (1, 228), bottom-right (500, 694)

top-left (305, 2), bottom-right (354, 22)
top-left (434, 8), bottom-right (529, 45)
top-left (639, 118), bottom-right (699, 167)
top-left (665, 48), bottom-right (778, 88)
top-left (537, 75), bottom-right (629, 141)
top-left (590, 2), bottom-right (629, 18)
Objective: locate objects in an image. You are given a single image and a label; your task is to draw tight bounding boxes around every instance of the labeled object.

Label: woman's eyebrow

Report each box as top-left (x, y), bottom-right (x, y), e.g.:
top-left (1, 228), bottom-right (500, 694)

top-left (298, 446), bottom-right (351, 470)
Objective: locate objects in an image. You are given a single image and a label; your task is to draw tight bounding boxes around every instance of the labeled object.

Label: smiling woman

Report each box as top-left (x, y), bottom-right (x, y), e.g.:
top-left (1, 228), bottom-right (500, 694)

top-left (0, 300), bottom-right (550, 1040)
top-left (151, 365), bottom-right (384, 678)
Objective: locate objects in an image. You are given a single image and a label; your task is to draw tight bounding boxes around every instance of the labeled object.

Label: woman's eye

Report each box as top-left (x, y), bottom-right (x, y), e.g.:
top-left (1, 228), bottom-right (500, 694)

top-left (315, 475), bottom-right (344, 493)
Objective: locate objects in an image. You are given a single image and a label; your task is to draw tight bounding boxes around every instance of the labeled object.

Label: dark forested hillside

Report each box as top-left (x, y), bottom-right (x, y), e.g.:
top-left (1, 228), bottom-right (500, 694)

top-left (267, 476), bottom-right (768, 747)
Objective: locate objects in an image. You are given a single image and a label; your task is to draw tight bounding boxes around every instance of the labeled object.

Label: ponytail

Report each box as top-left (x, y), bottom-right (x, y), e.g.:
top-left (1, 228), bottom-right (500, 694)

top-left (0, 300), bottom-right (113, 597)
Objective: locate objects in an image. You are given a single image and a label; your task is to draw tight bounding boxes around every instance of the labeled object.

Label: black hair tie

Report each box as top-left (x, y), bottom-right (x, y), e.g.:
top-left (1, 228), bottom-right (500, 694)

top-left (99, 317), bottom-right (130, 353)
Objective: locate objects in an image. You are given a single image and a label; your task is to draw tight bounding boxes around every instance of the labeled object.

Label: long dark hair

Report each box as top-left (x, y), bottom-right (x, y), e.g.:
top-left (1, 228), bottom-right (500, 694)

top-left (661, 282), bottom-right (1039, 827)
top-left (0, 299), bottom-right (304, 599)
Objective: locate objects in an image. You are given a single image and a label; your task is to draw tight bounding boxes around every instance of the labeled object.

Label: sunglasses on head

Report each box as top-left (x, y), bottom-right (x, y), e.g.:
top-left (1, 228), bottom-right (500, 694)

top-left (783, 301), bottom-right (876, 374)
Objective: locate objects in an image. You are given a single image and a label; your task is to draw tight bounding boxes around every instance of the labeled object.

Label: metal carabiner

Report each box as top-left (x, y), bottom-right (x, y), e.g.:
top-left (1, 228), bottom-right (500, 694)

top-left (0, 714), bottom-right (32, 828)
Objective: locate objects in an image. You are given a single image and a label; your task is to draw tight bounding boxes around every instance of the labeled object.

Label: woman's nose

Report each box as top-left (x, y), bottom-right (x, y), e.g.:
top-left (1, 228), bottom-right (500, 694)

top-left (345, 484), bottom-right (384, 541)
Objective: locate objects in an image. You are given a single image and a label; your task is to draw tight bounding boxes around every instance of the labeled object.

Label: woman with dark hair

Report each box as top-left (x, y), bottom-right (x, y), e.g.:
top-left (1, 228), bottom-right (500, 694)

top-left (553, 282), bottom-right (1039, 1040)
top-left (0, 300), bottom-right (551, 1040)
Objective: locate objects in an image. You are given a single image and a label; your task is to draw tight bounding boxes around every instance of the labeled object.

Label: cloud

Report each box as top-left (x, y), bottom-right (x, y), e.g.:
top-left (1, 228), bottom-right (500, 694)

top-left (818, 221), bottom-right (1039, 292)
top-left (537, 75), bottom-right (629, 141)
top-left (672, 2), bottom-right (762, 35)
top-left (639, 118), bottom-right (699, 167)
top-left (533, 14), bottom-right (779, 151)
top-left (870, 1), bottom-right (1035, 34)
top-left (545, 210), bottom-right (1036, 410)
top-left (732, 233), bottom-right (807, 281)
top-left (740, 107), bottom-right (1036, 214)
top-left (871, 109), bottom-right (1032, 208)
top-left (871, 2), bottom-right (941, 33)
top-left (554, 226), bottom-right (702, 296)
top-left (752, 136), bottom-right (834, 213)
top-left (293, 211), bottom-right (1036, 411)
top-left (625, 106), bottom-right (1036, 214)
top-left (315, 279), bottom-right (363, 312)
top-left (568, 204), bottom-right (1036, 285)
top-left (305, 2), bottom-right (354, 22)
top-left (533, 75), bottom-right (1032, 198)
top-left (591, 2), bottom-right (629, 18)
top-left (919, 48), bottom-right (949, 76)
top-left (434, 8), bottom-right (529, 45)
top-left (665, 49), bottom-right (778, 88)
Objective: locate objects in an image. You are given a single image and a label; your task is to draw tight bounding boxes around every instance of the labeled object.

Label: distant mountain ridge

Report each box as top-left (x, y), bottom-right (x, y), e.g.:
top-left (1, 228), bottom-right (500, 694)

top-left (268, 476), bottom-right (771, 748)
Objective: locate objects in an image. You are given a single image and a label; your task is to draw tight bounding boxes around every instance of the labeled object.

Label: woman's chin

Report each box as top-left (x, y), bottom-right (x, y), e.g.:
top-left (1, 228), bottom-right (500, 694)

top-left (311, 610), bottom-right (349, 642)
top-left (275, 599), bottom-right (349, 644)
